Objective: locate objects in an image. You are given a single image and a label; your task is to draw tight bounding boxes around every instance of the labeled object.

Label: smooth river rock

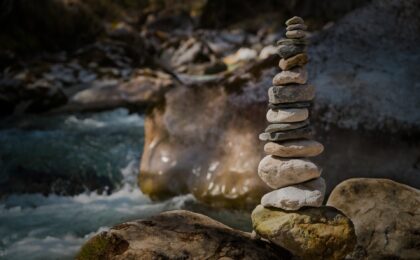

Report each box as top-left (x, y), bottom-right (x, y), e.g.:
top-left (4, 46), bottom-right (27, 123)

top-left (258, 155), bottom-right (321, 189)
top-left (265, 120), bottom-right (309, 133)
top-left (279, 53), bottom-right (308, 70)
top-left (261, 177), bottom-right (326, 210)
top-left (266, 108), bottom-right (308, 123)
top-left (277, 44), bottom-right (306, 59)
top-left (259, 127), bottom-right (312, 142)
top-left (77, 210), bottom-right (291, 260)
top-left (286, 24), bottom-right (308, 31)
top-left (285, 16), bottom-right (304, 25)
top-left (327, 178), bottom-right (420, 259)
top-left (252, 205), bottom-right (356, 260)
top-left (286, 30), bottom-right (306, 39)
top-left (276, 38), bottom-right (307, 46)
top-left (268, 84), bottom-right (315, 104)
top-left (264, 140), bottom-right (324, 157)
top-left (272, 67), bottom-right (307, 85)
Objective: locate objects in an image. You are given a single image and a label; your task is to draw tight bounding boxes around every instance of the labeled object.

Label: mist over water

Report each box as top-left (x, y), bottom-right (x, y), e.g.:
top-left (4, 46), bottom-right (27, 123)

top-left (0, 109), bottom-right (250, 260)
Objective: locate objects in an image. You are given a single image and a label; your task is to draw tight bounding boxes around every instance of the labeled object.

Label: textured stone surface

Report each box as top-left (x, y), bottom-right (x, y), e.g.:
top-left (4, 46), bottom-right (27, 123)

top-left (265, 120), bottom-right (309, 133)
top-left (286, 24), bottom-right (308, 31)
top-left (266, 108), bottom-right (308, 123)
top-left (279, 53), bottom-right (308, 70)
top-left (285, 16), bottom-right (304, 25)
top-left (252, 205), bottom-right (356, 260)
top-left (261, 177), bottom-right (326, 210)
top-left (264, 140), bottom-right (324, 157)
top-left (272, 67), bottom-right (307, 85)
top-left (327, 178), bottom-right (420, 259)
top-left (77, 210), bottom-right (291, 260)
top-left (268, 101), bottom-right (312, 109)
top-left (268, 84), bottom-right (315, 104)
top-left (258, 155), bottom-right (320, 189)
top-left (286, 30), bottom-right (306, 39)
top-left (277, 44), bottom-right (306, 59)
top-left (259, 127), bottom-right (312, 142)
top-left (277, 38), bottom-right (307, 46)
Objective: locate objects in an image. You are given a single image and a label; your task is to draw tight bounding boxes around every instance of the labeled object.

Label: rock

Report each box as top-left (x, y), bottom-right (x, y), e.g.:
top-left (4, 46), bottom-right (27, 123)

top-left (252, 205), bottom-right (356, 259)
top-left (272, 67), bottom-right (307, 85)
top-left (265, 120), bottom-right (309, 133)
top-left (266, 108), bottom-right (308, 123)
top-left (277, 38), bottom-right (307, 46)
top-left (277, 44), bottom-right (306, 59)
top-left (268, 101), bottom-right (312, 109)
top-left (268, 84), bottom-right (315, 104)
top-left (77, 210), bottom-right (291, 260)
top-left (258, 155), bottom-right (320, 189)
top-left (259, 127), bottom-right (312, 142)
top-left (285, 30), bottom-right (306, 39)
top-left (286, 24), bottom-right (308, 31)
top-left (327, 178), bottom-right (420, 259)
top-left (285, 16), bottom-right (304, 25)
top-left (261, 177), bottom-right (326, 210)
top-left (264, 140), bottom-right (324, 157)
top-left (279, 53), bottom-right (308, 70)
top-left (259, 45), bottom-right (278, 60)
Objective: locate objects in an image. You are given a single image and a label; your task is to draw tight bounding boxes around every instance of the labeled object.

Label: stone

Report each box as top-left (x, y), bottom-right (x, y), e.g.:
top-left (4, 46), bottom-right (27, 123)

top-left (286, 24), bottom-right (308, 31)
top-left (266, 108), bottom-right (308, 123)
top-left (272, 67), bottom-right (308, 85)
top-left (265, 120), bottom-right (309, 133)
top-left (279, 53), bottom-right (308, 70)
top-left (77, 210), bottom-right (291, 260)
top-left (258, 155), bottom-right (321, 189)
top-left (327, 178), bottom-right (420, 259)
top-left (285, 16), bottom-right (304, 26)
top-left (286, 30), bottom-right (306, 39)
top-left (252, 205), bottom-right (356, 260)
top-left (259, 127), bottom-right (312, 142)
top-left (261, 177), bottom-right (326, 210)
top-left (277, 38), bottom-right (307, 46)
top-left (264, 140), bottom-right (324, 157)
top-left (268, 101), bottom-right (312, 109)
top-left (277, 44), bottom-right (306, 59)
top-left (268, 84), bottom-right (315, 104)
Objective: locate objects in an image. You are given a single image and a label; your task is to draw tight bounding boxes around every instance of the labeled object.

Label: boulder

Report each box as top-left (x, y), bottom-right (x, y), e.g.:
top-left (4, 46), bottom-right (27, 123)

top-left (252, 205), bottom-right (356, 259)
top-left (327, 178), bottom-right (420, 259)
top-left (77, 210), bottom-right (290, 260)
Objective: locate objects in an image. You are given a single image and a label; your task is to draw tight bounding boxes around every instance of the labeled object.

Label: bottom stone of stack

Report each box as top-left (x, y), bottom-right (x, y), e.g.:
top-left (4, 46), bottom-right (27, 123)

top-left (261, 177), bottom-right (325, 210)
top-left (252, 205), bottom-right (356, 260)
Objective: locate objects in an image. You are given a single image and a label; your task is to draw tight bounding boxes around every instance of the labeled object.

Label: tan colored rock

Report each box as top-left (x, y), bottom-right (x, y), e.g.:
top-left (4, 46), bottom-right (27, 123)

top-left (327, 178), bottom-right (420, 259)
top-left (286, 24), bottom-right (307, 31)
top-left (258, 155), bottom-right (321, 189)
top-left (264, 140), bottom-right (324, 157)
top-left (261, 177), bottom-right (326, 210)
top-left (272, 67), bottom-right (307, 85)
top-left (286, 30), bottom-right (306, 39)
top-left (279, 53), bottom-right (308, 70)
top-left (266, 108), bottom-right (308, 123)
top-left (252, 205), bottom-right (356, 260)
top-left (285, 16), bottom-right (304, 25)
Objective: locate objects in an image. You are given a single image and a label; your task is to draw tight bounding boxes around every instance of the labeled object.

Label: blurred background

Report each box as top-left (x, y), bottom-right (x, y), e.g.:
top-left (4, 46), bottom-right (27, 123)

top-left (0, 0), bottom-right (419, 259)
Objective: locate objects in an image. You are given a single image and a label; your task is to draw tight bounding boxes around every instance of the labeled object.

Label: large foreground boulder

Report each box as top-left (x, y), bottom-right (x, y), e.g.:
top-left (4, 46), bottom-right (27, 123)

top-left (77, 210), bottom-right (290, 260)
top-left (327, 178), bottom-right (420, 259)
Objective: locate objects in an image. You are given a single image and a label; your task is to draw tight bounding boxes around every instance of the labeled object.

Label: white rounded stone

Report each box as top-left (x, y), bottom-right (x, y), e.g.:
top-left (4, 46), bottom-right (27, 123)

top-left (261, 177), bottom-right (326, 210)
top-left (258, 155), bottom-right (321, 189)
top-left (264, 140), bottom-right (324, 157)
top-left (266, 108), bottom-right (308, 123)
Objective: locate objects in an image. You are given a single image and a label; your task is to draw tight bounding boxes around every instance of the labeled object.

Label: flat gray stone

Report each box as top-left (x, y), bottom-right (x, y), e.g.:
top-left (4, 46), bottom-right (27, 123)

top-left (268, 84), bottom-right (315, 104)
top-left (286, 16), bottom-right (304, 26)
top-left (266, 108), bottom-right (308, 123)
top-left (259, 127), bottom-right (313, 142)
top-left (286, 30), bottom-right (306, 39)
top-left (277, 44), bottom-right (306, 59)
top-left (277, 38), bottom-right (307, 46)
top-left (268, 102), bottom-right (312, 109)
top-left (286, 24), bottom-right (308, 31)
top-left (265, 120), bottom-right (309, 133)
top-left (261, 177), bottom-right (326, 210)
top-left (264, 140), bottom-right (324, 157)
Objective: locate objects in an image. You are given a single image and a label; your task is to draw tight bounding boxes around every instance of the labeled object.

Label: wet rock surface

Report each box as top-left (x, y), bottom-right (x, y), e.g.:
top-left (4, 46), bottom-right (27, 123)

top-left (77, 210), bottom-right (291, 260)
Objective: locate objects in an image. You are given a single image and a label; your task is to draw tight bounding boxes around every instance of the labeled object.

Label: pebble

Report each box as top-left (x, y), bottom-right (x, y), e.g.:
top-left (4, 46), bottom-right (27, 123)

top-left (261, 177), bottom-right (326, 210)
top-left (266, 108), bottom-right (308, 123)
top-left (286, 24), bottom-right (307, 31)
top-left (277, 38), bottom-right (307, 46)
top-left (277, 44), bottom-right (306, 59)
top-left (272, 67), bottom-right (307, 85)
top-left (279, 53), bottom-right (308, 70)
top-left (285, 16), bottom-right (304, 26)
top-left (264, 140), bottom-right (324, 157)
top-left (268, 84), bottom-right (315, 104)
top-left (268, 102), bottom-right (311, 109)
top-left (265, 120), bottom-right (309, 133)
top-left (258, 155), bottom-right (321, 189)
top-left (259, 127), bottom-right (312, 142)
top-left (286, 30), bottom-right (306, 39)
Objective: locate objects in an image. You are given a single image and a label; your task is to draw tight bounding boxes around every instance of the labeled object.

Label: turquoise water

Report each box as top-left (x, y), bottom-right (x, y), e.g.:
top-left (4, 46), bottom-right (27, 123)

top-left (0, 109), bottom-right (250, 260)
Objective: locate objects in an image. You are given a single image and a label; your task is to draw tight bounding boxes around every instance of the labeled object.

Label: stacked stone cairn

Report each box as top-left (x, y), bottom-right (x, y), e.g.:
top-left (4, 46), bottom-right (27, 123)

top-left (251, 17), bottom-right (357, 259)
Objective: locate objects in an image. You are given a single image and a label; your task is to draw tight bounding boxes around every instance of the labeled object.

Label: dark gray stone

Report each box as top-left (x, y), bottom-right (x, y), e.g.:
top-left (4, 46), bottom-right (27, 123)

top-left (268, 84), bottom-right (315, 104)
top-left (268, 102), bottom-right (312, 109)
top-left (277, 38), bottom-right (307, 46)
top-left (277, 44), bottom-right (306, 59)
top-left (265, 120), bottom-right (310, 133)
top-left (259, 127), bottom-right (313, 141)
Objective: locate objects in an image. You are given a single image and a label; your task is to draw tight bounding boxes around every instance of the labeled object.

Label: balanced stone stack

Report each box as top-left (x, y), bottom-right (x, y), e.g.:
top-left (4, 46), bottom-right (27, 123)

top-left (252, 17), bottom-right (357, 259)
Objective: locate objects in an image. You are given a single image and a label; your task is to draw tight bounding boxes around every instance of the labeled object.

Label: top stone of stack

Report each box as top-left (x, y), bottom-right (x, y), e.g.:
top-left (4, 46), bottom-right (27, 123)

top-left (285, 16), bottom-right (304, 25)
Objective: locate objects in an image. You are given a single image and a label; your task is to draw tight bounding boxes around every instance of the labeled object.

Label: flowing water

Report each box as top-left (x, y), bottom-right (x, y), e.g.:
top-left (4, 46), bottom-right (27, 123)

top-left (0, 109), bottom-right (250, 260)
